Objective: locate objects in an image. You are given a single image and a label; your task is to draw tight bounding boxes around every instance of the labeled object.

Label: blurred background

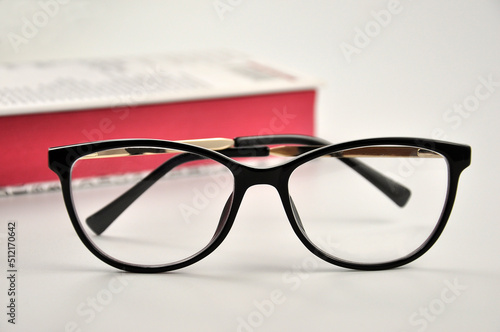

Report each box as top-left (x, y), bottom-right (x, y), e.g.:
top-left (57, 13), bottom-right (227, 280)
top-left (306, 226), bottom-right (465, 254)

top-left (0, 1), bottom-right (499, 331)
top-left (1, 0), bottom-right (498, 140)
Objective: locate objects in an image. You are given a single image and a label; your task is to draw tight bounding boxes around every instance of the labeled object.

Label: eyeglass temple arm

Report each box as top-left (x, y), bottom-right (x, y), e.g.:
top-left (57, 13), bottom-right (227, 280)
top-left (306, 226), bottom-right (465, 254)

top-left (86, 147), bottom-right (269, 235)
top-left (87, 134), bottom-right (412, 235)
top-left (234, 135), bottom-right (412, 207)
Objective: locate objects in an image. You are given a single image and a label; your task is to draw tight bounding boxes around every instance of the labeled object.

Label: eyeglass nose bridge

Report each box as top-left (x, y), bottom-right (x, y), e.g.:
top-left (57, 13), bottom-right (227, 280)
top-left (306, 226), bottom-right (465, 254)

top-left (222, 164), bottom-right (307, 238)
top-left (233, 164), bottom-right (286, 190)
top-left (215, 164), bottom-right (289, 228)
top-left (211, 165), bottom-right (288, 246)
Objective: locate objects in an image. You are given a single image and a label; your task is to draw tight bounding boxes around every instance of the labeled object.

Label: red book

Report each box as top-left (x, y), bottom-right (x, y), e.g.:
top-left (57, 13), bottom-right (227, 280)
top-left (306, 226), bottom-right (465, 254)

top-left (0, 50), bottom-right (319, 195)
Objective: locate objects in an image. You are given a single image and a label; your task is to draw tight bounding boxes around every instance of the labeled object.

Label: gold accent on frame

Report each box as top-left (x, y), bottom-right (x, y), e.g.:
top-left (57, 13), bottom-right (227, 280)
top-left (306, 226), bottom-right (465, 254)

top-left (269, 145), bottom-right (441, 158)
top-left (333, 146), bottom-right (441, 158)
top-left (268, 146), bottom-right (303, 157)
top-left (81, 138), bottom-right (234, 160)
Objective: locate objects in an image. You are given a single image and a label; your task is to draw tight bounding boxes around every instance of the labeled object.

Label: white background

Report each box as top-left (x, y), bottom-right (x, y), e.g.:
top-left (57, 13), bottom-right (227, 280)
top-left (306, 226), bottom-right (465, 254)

top-left (1, 1), bottom-right (499, 331)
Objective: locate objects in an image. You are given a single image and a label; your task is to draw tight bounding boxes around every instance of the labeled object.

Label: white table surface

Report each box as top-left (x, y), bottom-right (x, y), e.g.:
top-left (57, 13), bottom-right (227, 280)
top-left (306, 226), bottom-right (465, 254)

top-left (1, 1), bottom-right (499, 331)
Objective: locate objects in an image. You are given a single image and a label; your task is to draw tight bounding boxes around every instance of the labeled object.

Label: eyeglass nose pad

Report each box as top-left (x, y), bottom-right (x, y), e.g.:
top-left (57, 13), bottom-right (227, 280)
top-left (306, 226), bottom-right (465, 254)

top-left (214, 193), bottom-right (234, 236)
top-left (289, 196), bottom-right (306, 233)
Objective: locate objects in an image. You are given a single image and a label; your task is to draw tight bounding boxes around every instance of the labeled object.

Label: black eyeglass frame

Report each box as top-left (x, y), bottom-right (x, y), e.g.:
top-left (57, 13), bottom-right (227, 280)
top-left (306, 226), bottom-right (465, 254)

top-left (48, 135), bottom-right (471, 273)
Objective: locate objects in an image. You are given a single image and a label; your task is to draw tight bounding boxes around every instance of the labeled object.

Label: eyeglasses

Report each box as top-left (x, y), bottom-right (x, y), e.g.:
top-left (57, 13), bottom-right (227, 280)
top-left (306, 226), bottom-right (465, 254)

top-left (48, 135), bottom-right (470, 273)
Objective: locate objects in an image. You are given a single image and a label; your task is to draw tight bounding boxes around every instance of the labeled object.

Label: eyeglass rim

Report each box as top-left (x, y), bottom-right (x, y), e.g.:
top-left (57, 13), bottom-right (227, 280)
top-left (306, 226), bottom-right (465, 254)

top-left (48, 135), bottom-right (471, 273)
